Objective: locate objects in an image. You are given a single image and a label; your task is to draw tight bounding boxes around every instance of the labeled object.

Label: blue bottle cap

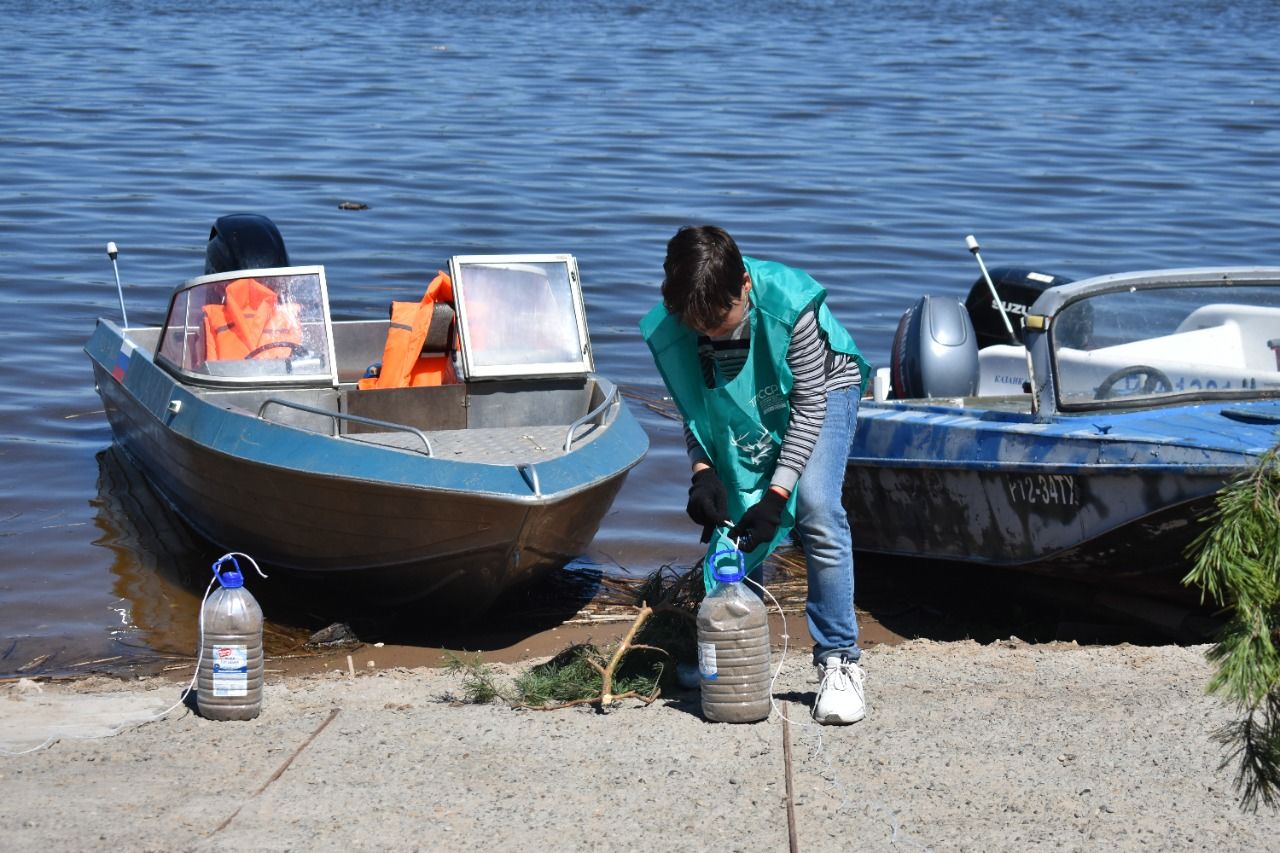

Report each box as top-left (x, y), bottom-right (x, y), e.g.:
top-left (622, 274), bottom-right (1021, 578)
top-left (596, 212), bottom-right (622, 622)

top-left (212, 555), bottom-right (245, 589)
top-left (708, 547), bottom-right (746, 584)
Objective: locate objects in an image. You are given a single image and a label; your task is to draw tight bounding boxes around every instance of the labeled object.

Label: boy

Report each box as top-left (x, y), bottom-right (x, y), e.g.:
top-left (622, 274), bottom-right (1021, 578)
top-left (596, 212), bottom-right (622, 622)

top-left (639, 225), bottom-right (871, 724)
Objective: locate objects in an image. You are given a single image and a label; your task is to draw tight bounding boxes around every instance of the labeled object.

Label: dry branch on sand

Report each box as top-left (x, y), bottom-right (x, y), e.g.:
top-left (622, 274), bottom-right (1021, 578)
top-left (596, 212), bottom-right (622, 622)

top-left (515, 605), bottom-right (665, 711)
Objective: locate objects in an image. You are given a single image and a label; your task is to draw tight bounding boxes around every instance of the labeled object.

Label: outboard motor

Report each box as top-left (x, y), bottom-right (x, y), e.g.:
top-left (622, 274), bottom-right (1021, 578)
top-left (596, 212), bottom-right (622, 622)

top-left (204, 214), bottom-right (290, 275)
top-left (890, 295), bottom-right (979, 399)
top-left (963, 266), bottom-right (1072, 349)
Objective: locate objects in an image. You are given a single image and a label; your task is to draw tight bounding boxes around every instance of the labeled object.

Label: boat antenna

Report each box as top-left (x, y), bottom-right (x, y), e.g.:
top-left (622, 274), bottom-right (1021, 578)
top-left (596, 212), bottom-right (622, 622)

top-left (965, 234), bottom-right (1017, 345)
top-left (107, 241), bottom-right (128, 329)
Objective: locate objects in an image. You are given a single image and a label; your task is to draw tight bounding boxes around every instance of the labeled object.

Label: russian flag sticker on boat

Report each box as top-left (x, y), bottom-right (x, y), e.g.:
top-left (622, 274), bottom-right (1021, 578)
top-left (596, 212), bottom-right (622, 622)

top-left (112, 340), bottom-right (136, 381)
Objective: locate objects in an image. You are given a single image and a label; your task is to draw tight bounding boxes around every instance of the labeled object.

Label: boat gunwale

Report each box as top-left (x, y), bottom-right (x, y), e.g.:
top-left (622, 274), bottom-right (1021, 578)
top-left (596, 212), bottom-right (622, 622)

top-left (843, 454), bottom-right (1254, 476)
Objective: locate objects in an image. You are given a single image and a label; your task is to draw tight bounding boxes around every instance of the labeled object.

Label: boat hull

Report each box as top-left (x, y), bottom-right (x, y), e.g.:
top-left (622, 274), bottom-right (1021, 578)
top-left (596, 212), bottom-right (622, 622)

top-left (845, 399), bottom-right (1278, 589)
top-left (844, 460), bottom-right (1226, 580)
top-left (88, 325), bottom-right (646, 615)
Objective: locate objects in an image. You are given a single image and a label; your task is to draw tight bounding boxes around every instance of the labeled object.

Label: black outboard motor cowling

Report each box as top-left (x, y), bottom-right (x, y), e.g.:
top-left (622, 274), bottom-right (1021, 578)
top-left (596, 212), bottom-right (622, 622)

top-left (204, 214), bottom-right (290, 275)
top-left (964, 266), bottom-right (1072, 349)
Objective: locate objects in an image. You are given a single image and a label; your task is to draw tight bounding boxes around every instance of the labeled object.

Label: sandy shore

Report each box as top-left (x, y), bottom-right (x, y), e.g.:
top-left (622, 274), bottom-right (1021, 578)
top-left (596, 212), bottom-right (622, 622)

top-left (1, 638), bottom-right (1270, 852)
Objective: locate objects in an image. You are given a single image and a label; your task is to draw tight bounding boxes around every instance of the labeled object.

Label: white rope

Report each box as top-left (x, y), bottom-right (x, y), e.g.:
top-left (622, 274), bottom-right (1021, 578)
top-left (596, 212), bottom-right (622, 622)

top-left (743, 574), bottom-right (794, 726)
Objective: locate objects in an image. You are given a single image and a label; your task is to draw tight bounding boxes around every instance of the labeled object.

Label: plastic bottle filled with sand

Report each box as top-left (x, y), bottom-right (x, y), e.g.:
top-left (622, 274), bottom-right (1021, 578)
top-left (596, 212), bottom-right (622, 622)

top-left (197, 556), bottom-right (265, 721)
top-left (697, 547), bottom-right (772, 723)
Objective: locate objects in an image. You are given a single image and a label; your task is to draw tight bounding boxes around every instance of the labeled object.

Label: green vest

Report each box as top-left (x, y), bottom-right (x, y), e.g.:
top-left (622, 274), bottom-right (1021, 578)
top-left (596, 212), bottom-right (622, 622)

top-left (640, 256), bottom-right (869, 572)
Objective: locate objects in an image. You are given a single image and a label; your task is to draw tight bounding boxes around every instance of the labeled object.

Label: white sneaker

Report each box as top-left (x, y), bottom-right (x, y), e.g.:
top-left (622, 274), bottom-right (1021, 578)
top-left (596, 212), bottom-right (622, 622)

top-left (812, 654), bottom-right (865, 725)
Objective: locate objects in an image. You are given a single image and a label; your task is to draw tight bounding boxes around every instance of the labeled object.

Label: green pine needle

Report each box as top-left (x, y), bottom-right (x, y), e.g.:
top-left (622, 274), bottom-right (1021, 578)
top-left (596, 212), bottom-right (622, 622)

top-left (444, 564), bottom-right (703, 710)
top-left (1184, 442), bottom-right (1280, 811)
top-left (443, 651), bottom-right (511, 705)
top-left (513, 643), bottom-right (661, 706)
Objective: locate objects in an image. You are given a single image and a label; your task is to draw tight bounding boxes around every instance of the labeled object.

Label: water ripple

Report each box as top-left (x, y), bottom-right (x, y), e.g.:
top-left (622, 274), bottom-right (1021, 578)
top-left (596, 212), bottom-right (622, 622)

top-left (3, 0), bottom-right (1280, 660)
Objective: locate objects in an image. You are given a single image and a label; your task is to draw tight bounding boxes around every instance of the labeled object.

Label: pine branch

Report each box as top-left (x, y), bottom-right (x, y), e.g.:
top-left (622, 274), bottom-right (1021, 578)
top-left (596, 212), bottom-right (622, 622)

top-left (1185, 443), bottom-right (1280, 810)
top-left (449, 563), bottom-right (701, 713)
top-left (512, 605), bottom-right (667, 712)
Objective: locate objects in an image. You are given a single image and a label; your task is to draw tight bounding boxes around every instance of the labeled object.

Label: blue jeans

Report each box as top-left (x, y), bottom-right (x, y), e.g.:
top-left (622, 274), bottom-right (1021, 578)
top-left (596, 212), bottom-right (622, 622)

top-left (793, 387), bottom-right (860, 664)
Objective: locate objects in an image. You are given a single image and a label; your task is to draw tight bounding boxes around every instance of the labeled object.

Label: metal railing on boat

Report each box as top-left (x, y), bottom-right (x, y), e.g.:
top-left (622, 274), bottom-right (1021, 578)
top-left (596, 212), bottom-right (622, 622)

top-left (257, 379), bottom-right (619, 461)
top-left (562, 380), bottom-right (619, 451)
top-left (256, 398), bottom-right (434, 456)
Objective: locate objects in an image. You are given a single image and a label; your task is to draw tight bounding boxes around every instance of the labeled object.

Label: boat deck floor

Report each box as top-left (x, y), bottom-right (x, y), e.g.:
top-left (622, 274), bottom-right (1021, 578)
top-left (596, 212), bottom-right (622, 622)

top-left (344, 423), bottom-right (601, 463)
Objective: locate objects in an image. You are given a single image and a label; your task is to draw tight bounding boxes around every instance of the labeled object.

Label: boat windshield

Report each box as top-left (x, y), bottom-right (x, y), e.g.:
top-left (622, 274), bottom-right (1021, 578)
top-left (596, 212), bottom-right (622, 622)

top-left (156, 266), bottom-right (335, 385)
top-left (1051, 282), bottom-right (1280, 410)
top-left (450, 254), bottom-right (592, 379)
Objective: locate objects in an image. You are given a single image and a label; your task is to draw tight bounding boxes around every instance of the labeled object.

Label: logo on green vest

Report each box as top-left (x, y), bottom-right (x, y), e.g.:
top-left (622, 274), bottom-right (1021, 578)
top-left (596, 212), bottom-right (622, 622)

top-left (753, 384), bottom-right (786, 417)
top-left (732, 426), bottom-right (777, 469)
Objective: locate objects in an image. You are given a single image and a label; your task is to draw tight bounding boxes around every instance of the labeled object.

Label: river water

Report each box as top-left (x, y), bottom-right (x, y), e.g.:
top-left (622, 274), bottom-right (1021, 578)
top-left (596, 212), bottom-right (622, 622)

top-left (2, 0), bottom-right (1278, 674)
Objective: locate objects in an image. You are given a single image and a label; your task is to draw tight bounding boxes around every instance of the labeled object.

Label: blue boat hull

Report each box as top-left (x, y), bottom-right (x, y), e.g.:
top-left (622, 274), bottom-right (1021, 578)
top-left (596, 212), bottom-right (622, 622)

top-left (845, 398), bottom-right (1280, 586)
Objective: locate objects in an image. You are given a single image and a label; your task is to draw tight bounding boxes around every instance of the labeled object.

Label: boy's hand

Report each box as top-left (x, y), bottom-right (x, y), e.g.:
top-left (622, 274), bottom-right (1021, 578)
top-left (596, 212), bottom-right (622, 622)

top-left (729, 488), bottom-right (787, 552)
top-left (687, 468), bottom-right (728, 542)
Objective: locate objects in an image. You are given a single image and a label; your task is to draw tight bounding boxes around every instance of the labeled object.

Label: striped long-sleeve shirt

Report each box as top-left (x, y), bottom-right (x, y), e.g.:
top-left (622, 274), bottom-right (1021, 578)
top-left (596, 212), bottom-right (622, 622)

top-left (683, 305), bottom-right (861, 493)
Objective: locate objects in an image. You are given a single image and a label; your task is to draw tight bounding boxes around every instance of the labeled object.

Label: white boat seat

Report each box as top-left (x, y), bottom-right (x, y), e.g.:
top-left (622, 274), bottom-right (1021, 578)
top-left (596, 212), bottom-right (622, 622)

top-left (1174, 303), bottom-right (1280, 371)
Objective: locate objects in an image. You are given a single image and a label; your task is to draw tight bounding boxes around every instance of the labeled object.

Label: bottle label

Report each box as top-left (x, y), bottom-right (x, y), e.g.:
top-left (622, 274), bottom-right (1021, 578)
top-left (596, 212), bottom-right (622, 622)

top-left (211, 644), bottom-right (249, 697)
top-left (698, 641), bottom-right (718, 680)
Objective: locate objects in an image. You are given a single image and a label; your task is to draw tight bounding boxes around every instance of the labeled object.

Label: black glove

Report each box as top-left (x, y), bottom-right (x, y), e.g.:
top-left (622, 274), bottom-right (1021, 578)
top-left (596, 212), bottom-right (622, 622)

top-left (686, 468), bottom-right (728, 543)
top-left (729, 488), bottom-right (787, 552)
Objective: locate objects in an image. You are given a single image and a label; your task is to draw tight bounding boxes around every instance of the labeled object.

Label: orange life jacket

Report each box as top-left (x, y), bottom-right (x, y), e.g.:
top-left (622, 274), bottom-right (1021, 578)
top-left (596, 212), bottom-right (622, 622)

top-left (203, 278), bottom-right (303, 361)
top-left (358, 271), bottom-right (457, 390)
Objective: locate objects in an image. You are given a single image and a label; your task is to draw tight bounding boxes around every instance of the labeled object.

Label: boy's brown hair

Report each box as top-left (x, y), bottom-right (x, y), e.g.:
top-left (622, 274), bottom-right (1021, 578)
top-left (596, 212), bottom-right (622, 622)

top-left (661, 225), bottom-right (746, 332)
